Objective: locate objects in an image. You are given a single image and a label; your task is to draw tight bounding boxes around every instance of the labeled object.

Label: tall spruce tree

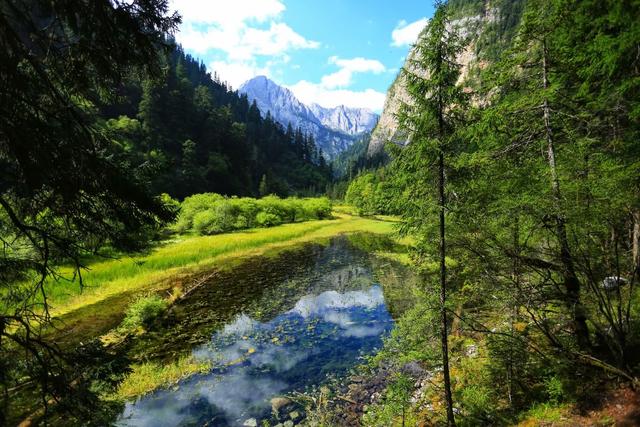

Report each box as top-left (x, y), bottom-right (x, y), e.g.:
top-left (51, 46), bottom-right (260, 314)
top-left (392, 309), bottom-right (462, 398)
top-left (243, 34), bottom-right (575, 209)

top-left (395, 1), bottom-right (466, 424)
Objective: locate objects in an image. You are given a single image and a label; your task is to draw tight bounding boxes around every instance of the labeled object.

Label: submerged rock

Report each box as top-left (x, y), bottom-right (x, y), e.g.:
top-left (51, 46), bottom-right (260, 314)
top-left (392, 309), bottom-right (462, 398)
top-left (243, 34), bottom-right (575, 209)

top-left (271, 396), bottom-right (294, 420)
top-left (242, 418), bottom-right (257, 427)
top-left (289, 410), bottom-right (302, 421)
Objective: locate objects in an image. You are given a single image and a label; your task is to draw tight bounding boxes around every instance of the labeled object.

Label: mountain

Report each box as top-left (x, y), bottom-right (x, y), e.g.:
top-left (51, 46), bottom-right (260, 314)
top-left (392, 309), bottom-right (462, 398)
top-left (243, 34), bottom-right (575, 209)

top-left (239, 76), bottom-right (378, 158)
top-left (369, 0), bottom-right (525, 155)
top-left (309, 103), bottom-right (378, 136)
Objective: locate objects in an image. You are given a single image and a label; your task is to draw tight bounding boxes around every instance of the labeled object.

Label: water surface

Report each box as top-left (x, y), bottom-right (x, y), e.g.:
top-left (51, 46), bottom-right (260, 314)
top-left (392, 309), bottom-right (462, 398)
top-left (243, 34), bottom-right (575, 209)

top-left (118, 235), bottom-right (414, 426)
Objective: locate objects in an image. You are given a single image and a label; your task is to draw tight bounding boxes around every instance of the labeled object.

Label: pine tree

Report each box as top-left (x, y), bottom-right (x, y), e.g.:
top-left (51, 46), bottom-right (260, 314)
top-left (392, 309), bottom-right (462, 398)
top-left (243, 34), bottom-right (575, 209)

top-left (394, 2), bottom-right (466, 424)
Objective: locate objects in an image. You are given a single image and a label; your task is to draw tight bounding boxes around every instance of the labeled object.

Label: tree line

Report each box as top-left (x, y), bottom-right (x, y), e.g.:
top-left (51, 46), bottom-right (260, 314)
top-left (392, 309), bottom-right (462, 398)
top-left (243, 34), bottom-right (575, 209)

top-left (103, 45), bottom-right (332, 200)
top-left (348, 0), bottom-right (639, 424)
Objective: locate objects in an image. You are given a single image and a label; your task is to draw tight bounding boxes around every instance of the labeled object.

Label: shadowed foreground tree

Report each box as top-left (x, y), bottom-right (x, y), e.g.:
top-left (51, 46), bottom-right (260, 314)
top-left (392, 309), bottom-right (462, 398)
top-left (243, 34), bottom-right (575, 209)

top-left (0, 0), bottom-right (179, 423)
top-left (394, 1), bottom-right (466, 424)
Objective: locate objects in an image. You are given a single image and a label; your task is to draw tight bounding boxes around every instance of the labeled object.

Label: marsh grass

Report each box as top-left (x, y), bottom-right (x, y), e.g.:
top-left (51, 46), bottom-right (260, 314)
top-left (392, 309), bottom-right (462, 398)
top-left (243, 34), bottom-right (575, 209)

top-left (119, 295), bottom-right (168, 331)
top-left (115, 356), bottom-right (212, 400)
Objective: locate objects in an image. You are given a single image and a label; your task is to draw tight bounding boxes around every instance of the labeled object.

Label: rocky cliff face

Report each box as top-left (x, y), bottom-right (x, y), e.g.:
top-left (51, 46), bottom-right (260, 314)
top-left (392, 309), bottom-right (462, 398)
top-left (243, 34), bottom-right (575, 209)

top-left (239, 76), bottom-right (378, 158)
top-left (309, 104), bottom-right (378, 136)
top-left (368, 0), bottom-right (523, 155)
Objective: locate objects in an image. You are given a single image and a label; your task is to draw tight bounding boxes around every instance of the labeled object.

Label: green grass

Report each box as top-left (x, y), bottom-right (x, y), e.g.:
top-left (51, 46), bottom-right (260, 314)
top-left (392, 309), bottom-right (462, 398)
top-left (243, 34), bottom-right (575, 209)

top-left (44, 213), bottom-right (396, 319)
top-left (115, 355), bottom-right (212, 400)
top-left (519, 402), bottom-right (571, 426)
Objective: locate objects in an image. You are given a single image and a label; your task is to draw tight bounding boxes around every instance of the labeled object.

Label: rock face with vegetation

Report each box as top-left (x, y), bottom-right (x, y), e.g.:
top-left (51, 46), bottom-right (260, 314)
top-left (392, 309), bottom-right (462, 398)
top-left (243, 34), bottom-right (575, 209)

top-left (369, 0), bottom-right (525, 155)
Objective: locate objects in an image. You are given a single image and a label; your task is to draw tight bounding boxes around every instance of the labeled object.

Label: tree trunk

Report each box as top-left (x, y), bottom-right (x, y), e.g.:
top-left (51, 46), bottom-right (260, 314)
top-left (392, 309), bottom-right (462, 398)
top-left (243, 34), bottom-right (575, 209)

top-left (633, 209), bottom-right (640, 272)
top-left (439, 149), bottom-right (456, 426)
top-left (541, 40), bottom-right (591, 350)
top-left (437, 85), bottom-right (456, 424)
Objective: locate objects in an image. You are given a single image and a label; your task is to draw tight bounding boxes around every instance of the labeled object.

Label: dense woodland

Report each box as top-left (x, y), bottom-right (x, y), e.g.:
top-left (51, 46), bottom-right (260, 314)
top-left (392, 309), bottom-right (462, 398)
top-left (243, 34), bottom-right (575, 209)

top-left (103, 47), bottom-right (332, 199)
top-left (345, 0), bottom-right (640, 424)
top-left (1, 0), bottom-right (640, 425)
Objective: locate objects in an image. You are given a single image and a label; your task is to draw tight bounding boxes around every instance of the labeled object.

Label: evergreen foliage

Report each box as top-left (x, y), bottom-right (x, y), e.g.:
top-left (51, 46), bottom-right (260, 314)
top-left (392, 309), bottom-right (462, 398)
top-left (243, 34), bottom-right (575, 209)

top-left (356, 0), bottom-right (640, 424)
top-left (105, 47), bottom-right (332, 199)
top-left (0, 0), bottom-right (180, 423)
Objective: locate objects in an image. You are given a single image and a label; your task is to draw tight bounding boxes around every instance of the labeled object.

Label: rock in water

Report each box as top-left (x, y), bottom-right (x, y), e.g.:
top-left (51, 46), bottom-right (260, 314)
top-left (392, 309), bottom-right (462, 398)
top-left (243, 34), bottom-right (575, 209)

top-left (271, 396), bottom-right (294, 420)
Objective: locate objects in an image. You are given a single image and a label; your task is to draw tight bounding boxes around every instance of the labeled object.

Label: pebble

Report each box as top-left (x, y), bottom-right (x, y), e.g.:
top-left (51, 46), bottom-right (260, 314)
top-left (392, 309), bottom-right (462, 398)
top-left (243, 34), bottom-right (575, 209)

top-left (289, 410), bottom-right (301, 421)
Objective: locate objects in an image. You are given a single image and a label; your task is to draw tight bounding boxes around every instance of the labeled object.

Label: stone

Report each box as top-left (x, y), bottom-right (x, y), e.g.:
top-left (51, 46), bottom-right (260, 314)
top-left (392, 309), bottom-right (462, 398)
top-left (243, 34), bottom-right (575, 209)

top-left (271, 396), bottom-right (294, 420)
top-left (289, 410), bottom-right (301, 421)
top-left (400, 361), bottom-right (425, 378)
top-left (283, 421), bottom-right (294, 427)
top-left (466, 344), bottom-right (478, 358)
top-left (242, 418), bottom-right (257, 427)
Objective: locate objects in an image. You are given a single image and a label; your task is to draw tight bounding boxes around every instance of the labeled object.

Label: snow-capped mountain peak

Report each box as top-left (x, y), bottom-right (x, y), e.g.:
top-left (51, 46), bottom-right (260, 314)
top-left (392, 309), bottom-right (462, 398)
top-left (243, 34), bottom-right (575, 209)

top-left (238, 76), bottom-right (378, 158)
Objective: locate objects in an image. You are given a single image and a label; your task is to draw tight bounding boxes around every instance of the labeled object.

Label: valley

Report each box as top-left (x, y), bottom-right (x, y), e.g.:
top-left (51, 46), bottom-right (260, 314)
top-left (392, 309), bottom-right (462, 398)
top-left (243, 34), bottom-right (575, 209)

top-left (1, 0), bottom-right (639, 426)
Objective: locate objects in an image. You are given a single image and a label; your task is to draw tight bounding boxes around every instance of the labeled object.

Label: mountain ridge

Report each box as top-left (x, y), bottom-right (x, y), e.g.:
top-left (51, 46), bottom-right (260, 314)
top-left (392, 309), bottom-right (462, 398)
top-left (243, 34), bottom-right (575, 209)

top-left (239, 76), bottom-right (378, 158)
top-left (369, 0), bottom-right (525, 155)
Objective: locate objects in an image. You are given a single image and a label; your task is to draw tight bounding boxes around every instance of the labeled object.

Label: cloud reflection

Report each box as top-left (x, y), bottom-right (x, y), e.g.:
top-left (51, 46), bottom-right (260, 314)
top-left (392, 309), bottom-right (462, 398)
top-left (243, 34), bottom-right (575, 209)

top-left (118, 286), bottom-right (390, 426)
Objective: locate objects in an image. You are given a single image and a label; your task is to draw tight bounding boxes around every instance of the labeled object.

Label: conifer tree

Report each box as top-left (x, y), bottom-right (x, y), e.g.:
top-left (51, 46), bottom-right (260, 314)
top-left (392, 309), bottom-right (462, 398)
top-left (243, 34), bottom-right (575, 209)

top-left (395, 1), bottom-right (465, 424)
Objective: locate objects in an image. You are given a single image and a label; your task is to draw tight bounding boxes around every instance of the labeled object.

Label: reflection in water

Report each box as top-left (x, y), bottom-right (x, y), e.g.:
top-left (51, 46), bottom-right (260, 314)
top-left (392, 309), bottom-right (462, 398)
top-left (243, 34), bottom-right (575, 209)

top-left (118, 237), bottom-right (408, 427)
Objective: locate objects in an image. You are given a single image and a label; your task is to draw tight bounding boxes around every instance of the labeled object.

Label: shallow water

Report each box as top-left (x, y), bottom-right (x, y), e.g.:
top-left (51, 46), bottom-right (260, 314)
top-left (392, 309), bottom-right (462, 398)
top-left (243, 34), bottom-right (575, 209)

top-left (117, 235), bottom-right (413, 427)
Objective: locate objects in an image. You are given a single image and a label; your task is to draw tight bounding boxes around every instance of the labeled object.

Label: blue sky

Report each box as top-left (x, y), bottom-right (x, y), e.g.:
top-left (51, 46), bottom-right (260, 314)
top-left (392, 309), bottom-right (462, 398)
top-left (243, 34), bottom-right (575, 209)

top-left (170, 0), bottom-right (434, 112)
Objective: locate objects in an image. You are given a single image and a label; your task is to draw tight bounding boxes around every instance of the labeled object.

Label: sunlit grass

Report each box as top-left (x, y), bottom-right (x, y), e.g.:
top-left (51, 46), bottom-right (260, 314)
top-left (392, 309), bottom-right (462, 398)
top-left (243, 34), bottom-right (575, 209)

top-left (518, 403), bottom-right (571, 426)
top-left (115, 356), bottom-right (212, 400)
top-left (44, 213), bottom-right (397, 319)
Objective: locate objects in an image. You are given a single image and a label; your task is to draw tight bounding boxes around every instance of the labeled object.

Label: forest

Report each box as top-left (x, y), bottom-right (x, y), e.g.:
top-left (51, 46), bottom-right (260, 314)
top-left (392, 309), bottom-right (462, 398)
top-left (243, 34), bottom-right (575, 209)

top-left (1, 0), bottom-right (639, 426)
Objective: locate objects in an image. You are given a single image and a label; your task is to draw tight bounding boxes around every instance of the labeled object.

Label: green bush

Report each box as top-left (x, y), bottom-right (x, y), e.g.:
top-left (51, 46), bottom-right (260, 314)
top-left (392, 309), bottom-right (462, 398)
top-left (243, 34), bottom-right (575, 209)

top-left (192, 210), bottom-right (221, 235)
top-left (120, 295), bottom-right (168, 331)
top-left (255, 211), bottom-right (281, 227)
top-left (172, 193), bottom-right (332, 235)
top-left (301, 197), bottom-right (332, 220)
top-left (544, 376), bottom-right (564, 404)
top-left (460, 385), bottom-right (493, 423)
top-left (257, 195), bottom-right (293, 222)
top-left (345, 172), bottom-right (393, 215)
top-left (173, 193), bottom-right (224, 233)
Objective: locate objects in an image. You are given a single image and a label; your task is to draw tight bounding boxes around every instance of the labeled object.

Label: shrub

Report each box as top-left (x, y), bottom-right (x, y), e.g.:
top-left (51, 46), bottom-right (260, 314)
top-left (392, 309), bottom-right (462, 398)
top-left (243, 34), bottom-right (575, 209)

top-left (345, 171), bottom-right (394, 215)
top-left (302, 197), bottom-right (332, 220)
top-left (544, 376), bottom-right (564, 404)
top-left (460, 385), bottom-right (493, 423)
top-left (174, 193), bottom-right (332, 235)
top-left (174, 193), bottom-right (224, 233)
top-left (192, 210), bottom-right (221, 235)
top-left (257, 195), bottom-right (293, 222)
top-left (256, 211), bottom-right (281, 227)
top-left (213, 200), bottom-right (240, 232)
top-left (120, 295), bottom-right (168, 331)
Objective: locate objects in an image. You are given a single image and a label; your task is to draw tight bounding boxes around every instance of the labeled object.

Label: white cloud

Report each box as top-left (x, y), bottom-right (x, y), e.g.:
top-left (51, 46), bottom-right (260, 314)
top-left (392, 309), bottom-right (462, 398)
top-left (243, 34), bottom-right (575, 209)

top-left (209, 59), bottom-right (271, 89)
top-left (285, 55), bottom-right (387, 111)
top-left (170, 0), bottom-right (285, 26)
top-left (172, 0), bottom-right (318, 87)
top-left (287, 80), bottom-right (386, 112)
top-left (321, 56), bottom-right (386, 89)
top-left (391, 18), bottom-right (429, 47)
top-left (177, 21), bottom-right (318, 60)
